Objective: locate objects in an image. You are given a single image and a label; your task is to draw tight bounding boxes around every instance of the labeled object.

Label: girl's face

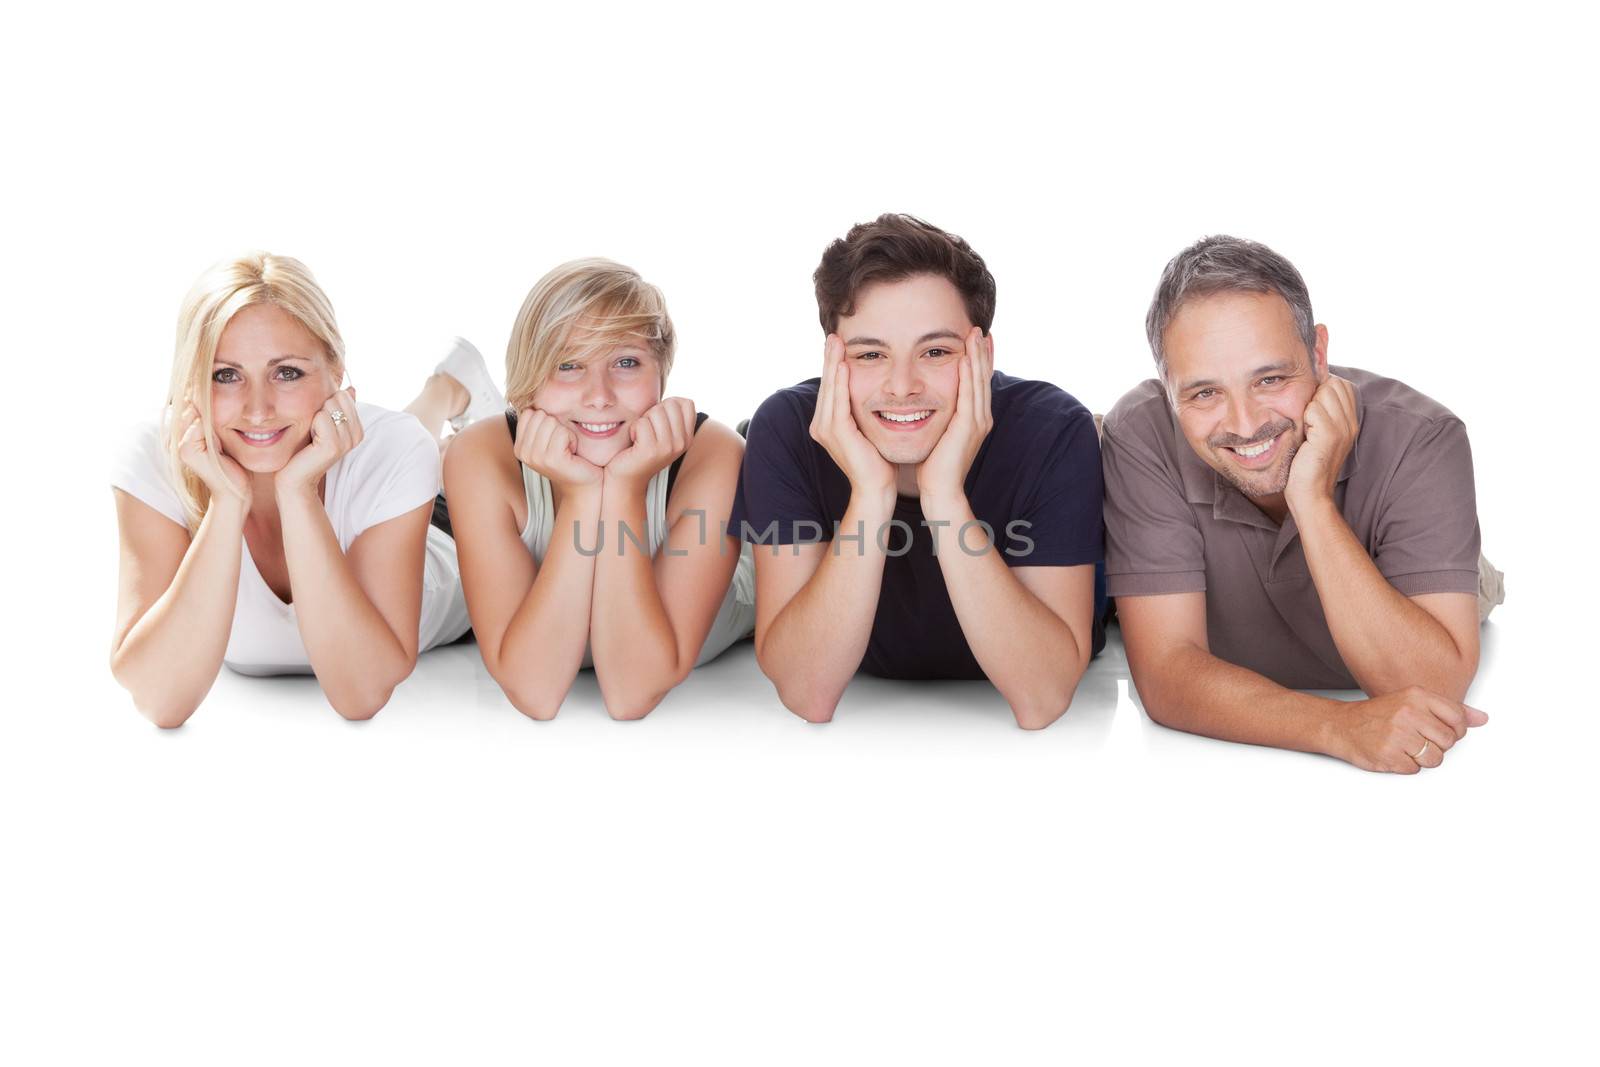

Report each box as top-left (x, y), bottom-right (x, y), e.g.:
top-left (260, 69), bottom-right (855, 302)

top-left (530, 337), bottom-right (663, 466)
top-left (208, 303), bottom-right (339, 474)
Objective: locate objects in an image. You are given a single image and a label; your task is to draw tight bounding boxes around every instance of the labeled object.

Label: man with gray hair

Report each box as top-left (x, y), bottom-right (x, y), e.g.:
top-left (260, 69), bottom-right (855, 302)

top-left (1101, 235), bottom-right (1502, 773)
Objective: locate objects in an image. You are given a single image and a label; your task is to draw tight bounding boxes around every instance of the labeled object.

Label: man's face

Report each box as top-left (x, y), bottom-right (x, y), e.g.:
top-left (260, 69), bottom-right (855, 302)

top-left (838, 274), bottom-right (970, 466)
top-left (1163, 290), bottom-right (1328, 502)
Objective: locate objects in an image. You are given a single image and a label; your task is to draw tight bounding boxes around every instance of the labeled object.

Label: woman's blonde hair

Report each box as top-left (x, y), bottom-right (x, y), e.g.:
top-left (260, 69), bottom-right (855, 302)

top-left (166, 252), bottom-right (345, 528)
top-left (504, 258), bottom-right (676, 411)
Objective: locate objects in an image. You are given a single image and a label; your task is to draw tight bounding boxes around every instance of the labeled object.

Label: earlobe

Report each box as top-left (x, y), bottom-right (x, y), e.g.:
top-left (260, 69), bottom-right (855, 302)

top-left (1313, 324), bottom-right (1330, 378)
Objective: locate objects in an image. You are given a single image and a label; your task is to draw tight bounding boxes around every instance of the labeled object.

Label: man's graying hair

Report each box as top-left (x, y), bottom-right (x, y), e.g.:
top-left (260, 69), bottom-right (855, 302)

top-left (1145, 235), bottom-right (1317, 379)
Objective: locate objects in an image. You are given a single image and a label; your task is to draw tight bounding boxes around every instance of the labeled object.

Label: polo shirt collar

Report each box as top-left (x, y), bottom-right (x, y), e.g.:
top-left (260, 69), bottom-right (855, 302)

top-left (1168, 371), bottom-right (1365, 529)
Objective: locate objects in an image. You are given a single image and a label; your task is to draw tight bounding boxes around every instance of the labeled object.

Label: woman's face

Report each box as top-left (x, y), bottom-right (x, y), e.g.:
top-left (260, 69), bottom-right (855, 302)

top-left (208, 303), bottom-right (339, 474)
top-left (530, 336), bottom-right (663, 466)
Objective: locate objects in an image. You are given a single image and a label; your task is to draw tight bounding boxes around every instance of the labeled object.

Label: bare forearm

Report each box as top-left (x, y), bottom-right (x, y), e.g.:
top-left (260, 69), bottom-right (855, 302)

top-left (928, 500), bottom-right (1086, 729)
top-left (277, 488), bottom-right (414, 716)
top-left (492, 490), bottom-right (601, 719)
top-left (590, 482), bottom-right (682, 715)
top-left (758, 493), bottom-right (892, 721)
top-left (1295, 498), bottom-right (1472, 699)
top-left (1132, 642), bottom-right (1344, 756)
top-left (112, 502), bottom-right (246, 727)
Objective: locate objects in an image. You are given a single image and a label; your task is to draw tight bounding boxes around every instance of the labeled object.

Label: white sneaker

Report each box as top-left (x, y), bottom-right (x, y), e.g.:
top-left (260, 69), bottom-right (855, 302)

top-left (434, 337), bottom-right (505, 432)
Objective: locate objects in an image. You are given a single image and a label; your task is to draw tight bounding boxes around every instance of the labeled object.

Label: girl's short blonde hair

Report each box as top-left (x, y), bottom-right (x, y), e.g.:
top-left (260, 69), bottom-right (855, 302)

top-left (166, 252), bottom-right (345, 528)
top-left (504, 258), bottom-right (676, 411)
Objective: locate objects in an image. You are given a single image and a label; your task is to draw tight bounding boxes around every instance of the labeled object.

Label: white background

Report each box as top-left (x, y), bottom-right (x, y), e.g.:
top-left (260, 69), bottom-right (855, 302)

top-left (4, 1), bottom-right (1596, 1063)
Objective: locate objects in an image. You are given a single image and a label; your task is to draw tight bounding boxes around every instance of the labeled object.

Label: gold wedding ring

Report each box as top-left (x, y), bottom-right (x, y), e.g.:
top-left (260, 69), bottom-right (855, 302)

top-left (1410, 739), bottom-right (1431, 762)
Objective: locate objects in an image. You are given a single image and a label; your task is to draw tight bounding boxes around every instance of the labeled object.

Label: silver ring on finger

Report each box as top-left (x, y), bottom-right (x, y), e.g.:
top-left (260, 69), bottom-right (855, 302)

top-left (330, 409), bottom-right (348, 425)
top-left (1410, 739), bottom-right (1431, 762)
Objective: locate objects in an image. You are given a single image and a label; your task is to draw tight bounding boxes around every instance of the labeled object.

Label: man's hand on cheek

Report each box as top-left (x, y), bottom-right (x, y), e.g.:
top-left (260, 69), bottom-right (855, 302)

top-left (1285, 374), bottom-right (1359, 513)
top-left (809, 333), bottom-right (895, 498)
top-left (916, 327), bottom-right (993, 514)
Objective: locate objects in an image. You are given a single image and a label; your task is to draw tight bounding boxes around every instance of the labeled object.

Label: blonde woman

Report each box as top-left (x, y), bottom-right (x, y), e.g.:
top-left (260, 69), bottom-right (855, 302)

top-left (110, 252), bottom-right (503, 726)
top-left (443, 258), bottom-right (755, 720)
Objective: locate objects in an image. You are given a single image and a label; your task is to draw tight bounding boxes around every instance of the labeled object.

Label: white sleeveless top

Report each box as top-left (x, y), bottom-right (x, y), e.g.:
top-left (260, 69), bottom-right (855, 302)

top-left (517, 456), bottom-right (756, 669)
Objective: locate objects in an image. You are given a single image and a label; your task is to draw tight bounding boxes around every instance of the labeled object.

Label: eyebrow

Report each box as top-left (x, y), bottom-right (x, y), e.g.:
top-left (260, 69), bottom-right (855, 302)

top-left (844, 330), bottom-right (966, 347)
top-left (1176, 362), bottom-right (1298, 393)
top-left (214, 355), bottom-right (311, 368)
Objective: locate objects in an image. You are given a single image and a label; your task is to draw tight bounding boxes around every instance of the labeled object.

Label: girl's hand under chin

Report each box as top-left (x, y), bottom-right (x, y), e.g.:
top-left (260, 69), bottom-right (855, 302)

top-left (604, 397), bottom-right (696, 491)
top-left (515, 408), bottom-right (603, 493)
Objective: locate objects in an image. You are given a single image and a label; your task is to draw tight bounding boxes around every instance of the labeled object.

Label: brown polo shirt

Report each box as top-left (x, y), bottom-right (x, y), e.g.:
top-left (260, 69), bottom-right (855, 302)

top-left (1101, 365), bottom-right (1482, 689)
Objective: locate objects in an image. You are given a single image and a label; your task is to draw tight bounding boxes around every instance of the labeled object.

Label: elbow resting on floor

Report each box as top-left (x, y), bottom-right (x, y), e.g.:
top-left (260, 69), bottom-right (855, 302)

top-left (1135, 688), bottom-right (1184, 730)
top-left (755, 649), bottom-right (839, 724)
top-left (502, 683), bottom-right (562, 722)
top-left (112, 659), bottom-right (203, 730)
top-left (328, 686), bottom-right (394, 722)
top-left (602, 690), bottom-right (667, 721)
top-left (137, 699), bottom-right (200, 730)
top-left (1009, 688), bottom-right (1074, 731)
top-left (776, 685), bottom-right (839, 724)
top-left (598, 659), bottom-right (689, 721)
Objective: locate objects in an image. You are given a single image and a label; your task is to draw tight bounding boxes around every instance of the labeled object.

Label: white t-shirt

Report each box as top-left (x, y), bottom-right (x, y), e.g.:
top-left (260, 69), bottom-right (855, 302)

top-left (111, 402), bottom-right (470, 676)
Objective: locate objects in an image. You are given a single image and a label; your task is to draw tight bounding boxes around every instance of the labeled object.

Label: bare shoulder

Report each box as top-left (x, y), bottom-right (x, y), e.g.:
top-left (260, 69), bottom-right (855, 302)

top-left (676, 417), bottom-right (744, 480)
top-left (444, 416), bottom-right (516, 487)
top-left (666, 417), bottom-right (744, 525)
top-left (443, 415), bottom-right (525, 526)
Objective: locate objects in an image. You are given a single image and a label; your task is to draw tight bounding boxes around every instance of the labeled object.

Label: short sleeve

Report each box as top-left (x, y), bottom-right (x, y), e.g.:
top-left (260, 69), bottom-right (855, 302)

top-left (110, 418), bottom-right (188, 528)
top-left (1004, 410), bottom-right (1103, 567)
top-left (1371, 417), bottom-right (1481, 596)
top-left (1101, 418), bottom-right (1207, 597)
top-left (729, 389), bottom-right (829, 545)
top-left (336, 408), bottom-right (441, 540)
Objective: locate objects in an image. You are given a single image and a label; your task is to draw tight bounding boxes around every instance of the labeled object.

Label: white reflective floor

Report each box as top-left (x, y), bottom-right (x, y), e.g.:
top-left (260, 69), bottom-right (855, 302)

top-left (11, 598), bottom-right (1594, 1066)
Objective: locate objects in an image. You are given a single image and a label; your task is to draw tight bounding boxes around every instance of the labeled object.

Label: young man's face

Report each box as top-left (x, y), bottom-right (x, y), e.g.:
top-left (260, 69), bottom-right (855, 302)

top-left (1163, 289), bottom-right (1328, 504)
top-left (838, 273), bottom-right (970, 465)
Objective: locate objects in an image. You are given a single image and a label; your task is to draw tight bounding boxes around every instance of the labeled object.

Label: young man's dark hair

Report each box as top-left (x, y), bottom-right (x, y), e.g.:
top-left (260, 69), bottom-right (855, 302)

top-left (813, 213), bottom-right (998, 335)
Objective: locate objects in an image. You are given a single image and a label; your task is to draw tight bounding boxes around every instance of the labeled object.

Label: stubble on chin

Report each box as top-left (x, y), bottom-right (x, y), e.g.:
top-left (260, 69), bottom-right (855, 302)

top-left (1215, 435), bottom-right (1301, 499)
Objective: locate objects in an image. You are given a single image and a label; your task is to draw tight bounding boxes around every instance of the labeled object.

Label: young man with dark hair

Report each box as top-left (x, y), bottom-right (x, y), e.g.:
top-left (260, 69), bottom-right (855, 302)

top-left (729, 214), bottom-right (1105, 729)
top-left (1103, 234), bottom-right (1503, 773)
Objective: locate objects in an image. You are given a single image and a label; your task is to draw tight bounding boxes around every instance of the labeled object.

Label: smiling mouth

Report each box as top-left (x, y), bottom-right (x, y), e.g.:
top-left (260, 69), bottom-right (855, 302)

top-left (575, 420), bottom-right (622, 437)
top-left (1221, 431), bottom-right (1283, 466)
top-left (875, 409), bottom-right (933, 430)
top-left (236, 428), bottom-right (288, 446)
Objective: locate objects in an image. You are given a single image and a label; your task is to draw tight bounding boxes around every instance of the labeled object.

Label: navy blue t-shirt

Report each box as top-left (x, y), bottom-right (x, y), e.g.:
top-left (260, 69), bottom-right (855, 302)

top-left (728, 370), bottom-right (1106, 680)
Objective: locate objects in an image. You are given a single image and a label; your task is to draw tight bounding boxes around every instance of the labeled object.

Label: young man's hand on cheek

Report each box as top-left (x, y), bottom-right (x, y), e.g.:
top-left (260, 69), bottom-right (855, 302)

top-left (916, 326), bottom-right (994, 514)
top-left (810, 333), bottom-right (895, 498)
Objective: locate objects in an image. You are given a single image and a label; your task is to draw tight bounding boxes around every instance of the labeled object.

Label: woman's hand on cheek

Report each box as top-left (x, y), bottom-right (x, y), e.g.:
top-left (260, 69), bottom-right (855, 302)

top-left (177, 401), bottom-right (253, 509)
top-left (276, 388), bottom-right (362, 498)
top-left (515, 408), bottom-right (603, 494)
top-left (606, 398), bottom-right (695, 491)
